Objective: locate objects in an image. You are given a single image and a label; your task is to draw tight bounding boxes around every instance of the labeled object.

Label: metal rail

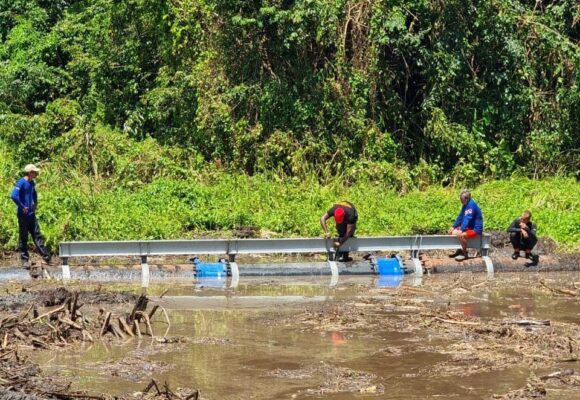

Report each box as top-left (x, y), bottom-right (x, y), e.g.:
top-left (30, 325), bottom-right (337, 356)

top-left (59, 235), bottom-right (493, 287)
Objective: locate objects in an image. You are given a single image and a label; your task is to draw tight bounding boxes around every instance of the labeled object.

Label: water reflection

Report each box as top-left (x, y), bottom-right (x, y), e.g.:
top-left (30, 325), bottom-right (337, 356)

top-left (329, 331), bottom-right (346, 346)
top-left (196, 277), bottom-right (227, 289)
top-left (375, 274), bottom-right (404, 288)
top-left (27, 273), bottom-right (580, 400)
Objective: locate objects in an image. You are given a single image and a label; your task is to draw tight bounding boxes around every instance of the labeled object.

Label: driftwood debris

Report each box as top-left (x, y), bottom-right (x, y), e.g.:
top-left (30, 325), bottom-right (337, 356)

top-left (98, 295), bottom-right (170, 339)
top-left (1, 292), bottom-right (94, 349)
top-left (539, 280), bottom-right (578, 297)
top-left (142, 379), bottom-right (199, 400)
top-left (505, 320), bottom-right (551, 326)
top-left (118, 317), bottom-right (134, 337)
top-left (539, 369), bottom-right (575, 381)
top-left (0, 287), bottom-right (198, 400)
top-left (434, 317), bottom-right (480, 326)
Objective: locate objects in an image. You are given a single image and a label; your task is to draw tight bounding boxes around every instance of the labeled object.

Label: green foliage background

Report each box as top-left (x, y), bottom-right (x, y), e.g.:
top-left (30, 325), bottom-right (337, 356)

top-left (0, 1), bottom-right (578, 251)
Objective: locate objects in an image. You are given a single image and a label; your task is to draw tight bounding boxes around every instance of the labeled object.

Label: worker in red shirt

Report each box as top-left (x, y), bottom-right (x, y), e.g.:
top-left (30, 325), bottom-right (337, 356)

top-left (320, 201), bottom-right (358, 262)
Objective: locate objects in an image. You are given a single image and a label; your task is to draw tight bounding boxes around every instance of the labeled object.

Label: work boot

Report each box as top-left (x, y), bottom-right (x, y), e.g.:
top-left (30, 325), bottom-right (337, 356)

top-left (525, 254), bottom-right (539, 267)
top-left (511, 252), bottom-right (519, 260)
top-left (454, 251), bottom-right (468, 262)
top-left (449, 249), bottom-right (463, 258)
top-left (21, 260), bottom-right (30, 270)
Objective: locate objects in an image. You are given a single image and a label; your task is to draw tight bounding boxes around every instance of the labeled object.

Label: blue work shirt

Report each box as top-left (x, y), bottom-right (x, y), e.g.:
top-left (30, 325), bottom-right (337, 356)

top-left (11, 178), bottom-right (37, 216)
top-left (452, 199), bottom-right (483, 234)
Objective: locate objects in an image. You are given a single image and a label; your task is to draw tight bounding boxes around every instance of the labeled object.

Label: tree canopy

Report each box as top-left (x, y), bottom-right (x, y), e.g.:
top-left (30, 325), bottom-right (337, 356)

top-left (1, 0), bottom-right (578, 186)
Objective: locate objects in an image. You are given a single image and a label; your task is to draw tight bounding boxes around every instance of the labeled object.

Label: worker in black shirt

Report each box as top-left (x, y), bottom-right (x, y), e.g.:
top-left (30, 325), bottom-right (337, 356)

top-left (507, 210), bottom-right (539, 266)
top-left (320, 201), bottom-right (358, 262)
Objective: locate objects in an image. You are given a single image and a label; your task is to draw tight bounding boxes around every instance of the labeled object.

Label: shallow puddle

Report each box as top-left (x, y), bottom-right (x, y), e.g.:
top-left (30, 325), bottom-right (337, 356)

top-left (30, 272), bottom-right (580, 399)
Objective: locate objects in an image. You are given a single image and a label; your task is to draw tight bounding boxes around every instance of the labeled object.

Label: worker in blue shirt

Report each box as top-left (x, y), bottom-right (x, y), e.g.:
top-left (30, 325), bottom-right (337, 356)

top-left (11, 164), bottom-right (52, 271)
top-left (448, 190), bottom-right (483, 261)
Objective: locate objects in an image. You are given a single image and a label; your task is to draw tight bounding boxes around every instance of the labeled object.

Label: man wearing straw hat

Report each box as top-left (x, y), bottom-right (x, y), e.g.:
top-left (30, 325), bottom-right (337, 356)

top-left (11, 164), bottom-right (52, 273)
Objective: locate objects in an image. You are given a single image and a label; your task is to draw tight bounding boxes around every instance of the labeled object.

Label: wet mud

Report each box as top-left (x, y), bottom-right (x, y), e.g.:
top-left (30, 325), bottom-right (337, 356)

top-left (271, 275), bottom-right (580, 399)
top-left (0, 286), bottom-right (138, 312)
top-left (0, 285), bottom-right (198, 399)
top-left (0, 273), bottom-right (579, 399)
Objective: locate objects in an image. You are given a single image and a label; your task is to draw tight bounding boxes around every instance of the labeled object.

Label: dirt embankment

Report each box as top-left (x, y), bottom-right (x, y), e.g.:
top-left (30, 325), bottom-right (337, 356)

top-left (414, 230), bottom-right (579, 273)
top-left (0, 286), bottom-right (198, 400)
top-left (1, 231), bottom-right (578, 275)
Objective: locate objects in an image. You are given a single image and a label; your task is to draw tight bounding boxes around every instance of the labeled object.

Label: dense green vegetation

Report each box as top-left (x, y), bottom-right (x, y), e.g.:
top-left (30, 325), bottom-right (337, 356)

top-left (0, 163), bottom-right (578, 250)
top-left (0, 1), bottom-right (578, 251)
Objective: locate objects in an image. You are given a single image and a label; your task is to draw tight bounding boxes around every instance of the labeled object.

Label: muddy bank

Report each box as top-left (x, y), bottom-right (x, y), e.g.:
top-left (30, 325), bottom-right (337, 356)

top-left (0, 286), bottom-right (138, 312)
top-left (421, 254), bottom-right (579, 274)
top-left (0, 229), bottom-right (577, 276)
top-left (7, 247), bottom-right (578, 278)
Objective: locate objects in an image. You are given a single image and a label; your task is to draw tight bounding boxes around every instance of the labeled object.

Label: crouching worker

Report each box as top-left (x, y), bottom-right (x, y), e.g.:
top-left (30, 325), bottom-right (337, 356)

top-left (320, 201), bottom-right (358, 262)
top-left (507, 210), bottom-right (538, 266)
top-left (448, 190), bottom-right (483, 261)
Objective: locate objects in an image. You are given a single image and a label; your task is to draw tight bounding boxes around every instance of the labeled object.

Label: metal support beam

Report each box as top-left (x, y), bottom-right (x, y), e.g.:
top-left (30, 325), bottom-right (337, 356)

top-left (228, 254), bottom-right (239, 288)
top-left (58, 235), bottom-right (492, 281)
top-left (481, 247), bottom-right (494, 277)
top-left (59, 235), bottom-right (491, 258)
top-left (61, 257), bottom-right (70, 281)
top-left (141, 256), bottom-right (149, 291)
top-left (411, 250), bottom-right (423, 277)
top-left (412, 275), bottom-right (423, 287)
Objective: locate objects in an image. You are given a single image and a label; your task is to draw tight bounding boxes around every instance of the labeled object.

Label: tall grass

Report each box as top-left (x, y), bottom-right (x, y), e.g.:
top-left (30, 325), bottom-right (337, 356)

top-left (1, 167), bottom-right (578, 252)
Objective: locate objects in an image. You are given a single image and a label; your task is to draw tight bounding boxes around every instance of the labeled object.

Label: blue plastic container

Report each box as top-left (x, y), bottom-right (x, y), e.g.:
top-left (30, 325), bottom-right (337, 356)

top-left (195, 262), bottom-right (227, 278)
top-left (376, 256), bottom-right (404, 275)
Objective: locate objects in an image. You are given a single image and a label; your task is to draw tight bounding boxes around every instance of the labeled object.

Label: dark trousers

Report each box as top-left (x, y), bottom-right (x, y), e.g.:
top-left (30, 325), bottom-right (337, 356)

top-left (337, 223), bottom-right (356, 258)
top-left (510, 232), bottom-right (537, 252)
top-left (18, 214), bottom-right (50, 262)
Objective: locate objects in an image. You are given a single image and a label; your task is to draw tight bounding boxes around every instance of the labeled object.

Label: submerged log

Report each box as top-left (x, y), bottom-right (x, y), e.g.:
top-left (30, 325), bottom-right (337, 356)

top-left (539, 280), bottom-right (577, 297)
top-left (434, 317), bottom-right (480, 326)
top-left (506, 320), bottom-right (550, 326)
top-left (540, 369), bottom-right (575, 380)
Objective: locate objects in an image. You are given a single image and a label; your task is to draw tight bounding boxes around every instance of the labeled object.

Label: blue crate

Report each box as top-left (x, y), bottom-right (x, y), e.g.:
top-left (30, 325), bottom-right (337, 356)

top-left (195, 262), bottom-right (227, 278)
top-left (376, 256), bottom-right (403, 276)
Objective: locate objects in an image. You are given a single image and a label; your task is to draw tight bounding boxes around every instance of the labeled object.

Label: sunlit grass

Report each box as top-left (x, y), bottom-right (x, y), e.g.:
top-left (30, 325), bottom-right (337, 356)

top-left (1, 170), bottom-right (577, 251)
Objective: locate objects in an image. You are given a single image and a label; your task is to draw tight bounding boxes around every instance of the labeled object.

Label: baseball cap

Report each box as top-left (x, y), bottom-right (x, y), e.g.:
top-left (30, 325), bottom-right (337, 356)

top-left (24, 164), bottom-right (40, 173)
top-left (334, 207), bottom-right (345, 224)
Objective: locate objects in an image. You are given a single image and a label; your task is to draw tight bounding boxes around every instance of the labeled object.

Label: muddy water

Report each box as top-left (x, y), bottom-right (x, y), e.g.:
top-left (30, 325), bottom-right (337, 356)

top-left (32, 273), bottom-right (580, 399)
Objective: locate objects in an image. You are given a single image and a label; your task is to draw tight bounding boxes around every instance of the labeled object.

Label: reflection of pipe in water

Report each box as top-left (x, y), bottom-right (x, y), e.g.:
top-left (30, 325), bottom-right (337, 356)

top-left (375, 275), bottom-right (404, 288)
top-left (211, 256), bottom-right (415, 289)
top-left (328, 261), bottom-right (339, 287)
top-left (411, 275), bottom-right (423, 287)
top-left (196, 277), bottom-right (228, 289)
